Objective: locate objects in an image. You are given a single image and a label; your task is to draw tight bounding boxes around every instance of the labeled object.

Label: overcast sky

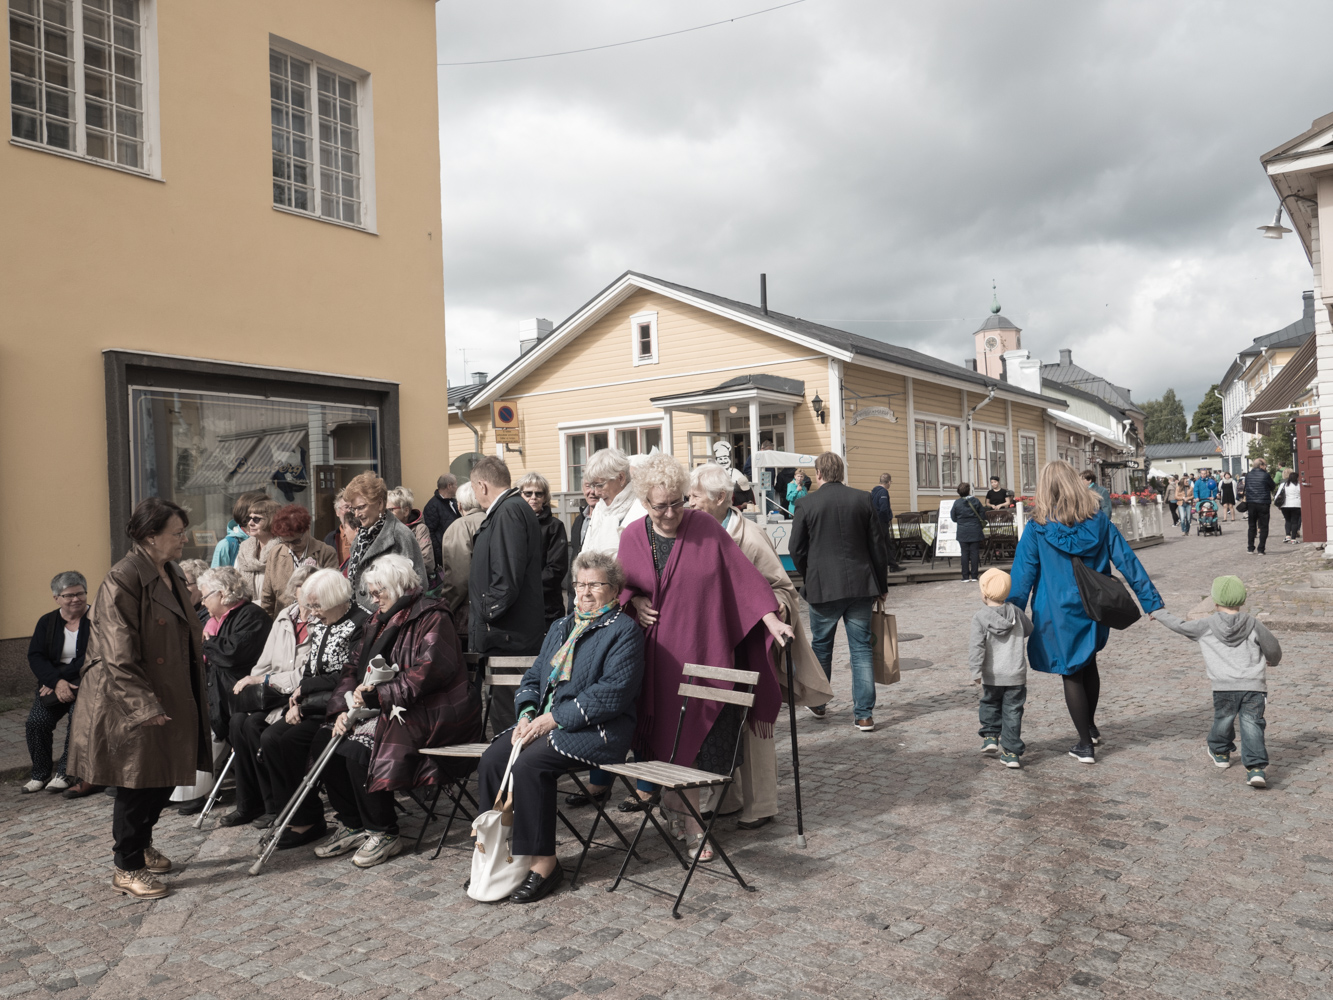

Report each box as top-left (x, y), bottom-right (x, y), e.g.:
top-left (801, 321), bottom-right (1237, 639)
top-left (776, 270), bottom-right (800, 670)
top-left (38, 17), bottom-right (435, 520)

top-left (434, 0), bottom-right (1328, 418)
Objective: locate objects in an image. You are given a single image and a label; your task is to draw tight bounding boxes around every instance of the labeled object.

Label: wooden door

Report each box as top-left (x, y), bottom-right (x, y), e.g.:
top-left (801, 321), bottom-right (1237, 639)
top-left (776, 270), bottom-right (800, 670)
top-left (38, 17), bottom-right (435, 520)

top-left (1296, 415), bottom-right (1325, 543)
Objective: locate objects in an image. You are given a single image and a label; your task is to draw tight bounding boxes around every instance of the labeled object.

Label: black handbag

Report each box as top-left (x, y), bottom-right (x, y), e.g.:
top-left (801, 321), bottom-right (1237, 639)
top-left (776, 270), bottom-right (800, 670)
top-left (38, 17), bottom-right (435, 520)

top-left (233, 681), bottom-right (288, 714)
top-left (1236, 498), bottom-right (1248, 514)
top-left (1071, 556), bottom-right (1141, 630)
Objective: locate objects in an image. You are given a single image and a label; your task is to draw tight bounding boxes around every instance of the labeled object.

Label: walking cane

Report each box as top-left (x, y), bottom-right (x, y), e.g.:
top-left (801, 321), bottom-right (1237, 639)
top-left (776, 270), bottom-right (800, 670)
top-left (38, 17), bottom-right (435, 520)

top-left (784, 642), bottom-right (806, 848)
top-left (249, 727), bottom-right (347, 876)
top-left (192, 750), bottom-right (237, 830)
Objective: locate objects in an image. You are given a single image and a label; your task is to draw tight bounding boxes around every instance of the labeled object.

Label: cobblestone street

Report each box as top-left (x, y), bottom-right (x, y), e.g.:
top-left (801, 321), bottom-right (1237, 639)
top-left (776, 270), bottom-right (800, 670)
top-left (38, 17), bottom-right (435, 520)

top-left (1, 527), bottom-right (1329, 1000)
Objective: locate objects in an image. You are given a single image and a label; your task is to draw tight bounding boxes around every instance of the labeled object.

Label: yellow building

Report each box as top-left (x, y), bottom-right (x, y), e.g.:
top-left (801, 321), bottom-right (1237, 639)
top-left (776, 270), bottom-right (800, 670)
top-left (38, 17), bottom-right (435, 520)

top-left (1, 0), bottom-right (446, 679)
top-left (448, 272), bottom-right (1066, 510)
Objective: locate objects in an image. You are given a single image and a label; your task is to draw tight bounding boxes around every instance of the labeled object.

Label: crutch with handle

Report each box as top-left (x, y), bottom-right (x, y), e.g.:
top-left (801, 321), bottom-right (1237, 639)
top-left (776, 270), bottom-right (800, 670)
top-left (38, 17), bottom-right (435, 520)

top-left (192, 750), bottom-right (237, 830)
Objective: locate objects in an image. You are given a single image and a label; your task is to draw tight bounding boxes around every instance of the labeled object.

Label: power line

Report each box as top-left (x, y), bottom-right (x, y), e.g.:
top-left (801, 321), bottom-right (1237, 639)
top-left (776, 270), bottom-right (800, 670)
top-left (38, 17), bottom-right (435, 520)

top-left (437, 0), bottom-right (811, 67)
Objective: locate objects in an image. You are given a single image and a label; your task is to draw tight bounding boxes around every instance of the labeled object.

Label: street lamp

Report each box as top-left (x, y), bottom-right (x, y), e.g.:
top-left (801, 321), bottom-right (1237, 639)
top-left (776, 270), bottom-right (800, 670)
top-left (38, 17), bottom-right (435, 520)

top-left (1258, 206), bottom-right (1292, 239)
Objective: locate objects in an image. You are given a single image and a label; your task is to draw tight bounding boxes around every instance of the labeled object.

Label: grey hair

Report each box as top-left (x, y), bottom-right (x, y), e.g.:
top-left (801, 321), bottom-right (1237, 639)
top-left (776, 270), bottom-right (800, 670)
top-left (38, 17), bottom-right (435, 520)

top-left (302, 568), bottom-right (351, 612)
top-left (456, 481), bottom-right (482, 513)
top-left (571, 550), bottom-right (627, 594)
top-left (632, 453), bottom-right (689, 503)
top-left (178, 559), bottom-right (209, 585)
top-left (387, 486), bottom-right (415, 510)
top-left (585, 447), bottom-right (631, 483)
top-left (437, 473), bottom-right (457, 490)
top-left (518, 472), bottom-right (551, 497)
top-left (689, 463), bottom-right (732, 503)
top-left (284, 563), bottom-right (319, 605)
top-left (361, 553), bottom-right (422, 605)
top-left (50, 571), bottom-right (87, 595)
top-left (197, 566), bottom-right (252, 605)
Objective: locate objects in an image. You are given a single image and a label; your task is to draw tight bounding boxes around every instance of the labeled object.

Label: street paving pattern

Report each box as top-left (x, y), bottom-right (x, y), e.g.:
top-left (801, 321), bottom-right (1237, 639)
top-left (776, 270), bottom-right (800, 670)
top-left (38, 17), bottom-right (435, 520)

top-left (0, 526), bottom-right (1330, 999)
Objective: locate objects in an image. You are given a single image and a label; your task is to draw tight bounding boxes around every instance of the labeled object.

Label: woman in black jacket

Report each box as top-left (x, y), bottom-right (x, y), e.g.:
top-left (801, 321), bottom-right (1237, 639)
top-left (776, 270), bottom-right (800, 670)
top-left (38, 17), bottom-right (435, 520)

top-left (23, 572), bottom-right (92, 795)
top-left (519, 473), bottom-right (570, 626)
top-left (196, 567), bottom-right (272, 744)
top-left (950, 483), bottom-right (988, 583)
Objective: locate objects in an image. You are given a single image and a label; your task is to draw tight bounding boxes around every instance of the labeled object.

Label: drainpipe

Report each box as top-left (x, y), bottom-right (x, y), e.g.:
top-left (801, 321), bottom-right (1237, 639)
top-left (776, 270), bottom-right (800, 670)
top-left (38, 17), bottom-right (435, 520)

top-left (965, 387), bottom-right (997, 478)
top-left (455, 407), bottom-right (481, 454)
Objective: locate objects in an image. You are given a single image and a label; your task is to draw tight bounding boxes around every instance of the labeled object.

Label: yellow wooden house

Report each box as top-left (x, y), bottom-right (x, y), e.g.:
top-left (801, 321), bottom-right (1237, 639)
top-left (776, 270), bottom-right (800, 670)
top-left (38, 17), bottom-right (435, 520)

top-left (448, 272), bottom-right (1068, 512)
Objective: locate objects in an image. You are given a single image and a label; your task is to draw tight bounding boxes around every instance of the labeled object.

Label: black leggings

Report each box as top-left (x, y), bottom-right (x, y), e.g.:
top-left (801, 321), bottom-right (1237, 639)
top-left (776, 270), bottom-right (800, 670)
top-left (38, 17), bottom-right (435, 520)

top-left (959, 540), bottom-right (980, 581)
top-left (1061, 656), bottom-right (1100, 745)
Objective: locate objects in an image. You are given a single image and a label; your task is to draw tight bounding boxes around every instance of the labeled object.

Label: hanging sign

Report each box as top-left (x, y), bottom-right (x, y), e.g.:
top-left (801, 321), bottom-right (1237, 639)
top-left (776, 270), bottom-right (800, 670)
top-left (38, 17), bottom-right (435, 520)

top-left (492, 401), bottom-right (520, 445)
top-left (850, 406), bottom-right (898, 425)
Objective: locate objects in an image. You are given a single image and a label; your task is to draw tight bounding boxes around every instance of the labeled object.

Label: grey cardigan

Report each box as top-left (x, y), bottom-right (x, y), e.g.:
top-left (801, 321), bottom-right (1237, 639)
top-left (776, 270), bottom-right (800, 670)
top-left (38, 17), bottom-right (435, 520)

top-left (968, 603), bottom-right (1033, 686)
top-left (353, 516), bottom-right (428, 612)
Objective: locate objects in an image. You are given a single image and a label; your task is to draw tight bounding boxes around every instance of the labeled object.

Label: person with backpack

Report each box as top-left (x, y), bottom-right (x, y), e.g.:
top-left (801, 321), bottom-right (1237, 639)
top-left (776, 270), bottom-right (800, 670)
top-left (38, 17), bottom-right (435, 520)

top-left (950, 483), bottom-right (988, 583)
top-left (1240, 459), bottom-right (1278, 555)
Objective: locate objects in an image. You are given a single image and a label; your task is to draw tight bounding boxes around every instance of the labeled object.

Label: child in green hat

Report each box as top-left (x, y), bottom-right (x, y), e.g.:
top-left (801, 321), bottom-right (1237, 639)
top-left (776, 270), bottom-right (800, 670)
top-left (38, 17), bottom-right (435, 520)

top-left (1152, 575), bottom-right (1281, 787)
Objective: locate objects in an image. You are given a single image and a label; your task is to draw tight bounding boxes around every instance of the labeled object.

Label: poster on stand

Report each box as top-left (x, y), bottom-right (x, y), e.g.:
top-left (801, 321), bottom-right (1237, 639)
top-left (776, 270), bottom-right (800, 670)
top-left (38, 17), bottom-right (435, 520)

top-left (936, 500), bottom-right (960, 557)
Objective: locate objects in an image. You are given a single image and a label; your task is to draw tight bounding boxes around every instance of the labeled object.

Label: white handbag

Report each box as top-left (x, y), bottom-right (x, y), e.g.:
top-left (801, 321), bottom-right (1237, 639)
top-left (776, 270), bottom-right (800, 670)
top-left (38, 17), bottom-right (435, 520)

top-left (467, 741), bottom-right (535, 902)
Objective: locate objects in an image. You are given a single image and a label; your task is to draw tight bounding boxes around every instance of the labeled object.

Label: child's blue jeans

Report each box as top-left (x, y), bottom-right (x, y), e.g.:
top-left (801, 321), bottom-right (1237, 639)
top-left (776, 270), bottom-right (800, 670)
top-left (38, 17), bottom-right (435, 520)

top-left (978, 684), bottom-right (1026, 755)
top-left (1209, 690), bottom-right (1267, 769)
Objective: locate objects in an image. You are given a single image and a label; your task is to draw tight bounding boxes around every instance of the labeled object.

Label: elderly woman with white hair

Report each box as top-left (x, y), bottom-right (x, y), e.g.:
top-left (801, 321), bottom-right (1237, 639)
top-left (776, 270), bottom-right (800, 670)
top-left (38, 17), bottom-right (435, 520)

top-left (687, 462), bottom-right (833, 830)
top-left (22, 571), bottom-right (92, 795)
top-left (197, 566), bottom-right (272, 747)
top-left (581, 448), bottom-right (647, 557)
top-left (310, 553), bottom-right (481, 868)
top-left (255, 567), bottom-right (370, 849)
top-left (518, 472), bottom-right (570, 625)
top-left (437, 481), bottom-right (487, 633)
top-left (387, 485), bottom-right (437, 581)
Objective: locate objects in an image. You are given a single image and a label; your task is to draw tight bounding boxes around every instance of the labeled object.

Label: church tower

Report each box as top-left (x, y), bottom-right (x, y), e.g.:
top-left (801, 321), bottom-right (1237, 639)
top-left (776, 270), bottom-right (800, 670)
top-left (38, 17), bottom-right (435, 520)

top-left (972, 285), bottom-right (1022, 379)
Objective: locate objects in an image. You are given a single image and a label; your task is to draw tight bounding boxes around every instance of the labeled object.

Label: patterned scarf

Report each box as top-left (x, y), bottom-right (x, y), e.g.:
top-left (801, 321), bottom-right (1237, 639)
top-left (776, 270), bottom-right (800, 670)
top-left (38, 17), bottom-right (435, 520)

top-left (549, 602), bottom-right (618, 684)
top-left (345, 513), bottom-right (386, 593)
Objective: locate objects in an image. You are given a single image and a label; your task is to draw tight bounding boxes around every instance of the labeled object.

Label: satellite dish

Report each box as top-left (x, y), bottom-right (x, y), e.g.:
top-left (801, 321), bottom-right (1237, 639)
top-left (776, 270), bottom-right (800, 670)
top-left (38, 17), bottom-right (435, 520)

top-left (450, 452), bottom-right (484, 480)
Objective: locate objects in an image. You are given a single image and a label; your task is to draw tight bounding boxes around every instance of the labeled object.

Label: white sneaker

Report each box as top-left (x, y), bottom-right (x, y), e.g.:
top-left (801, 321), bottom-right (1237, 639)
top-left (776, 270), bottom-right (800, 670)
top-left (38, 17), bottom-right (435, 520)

top-left (314, 823), bottom-right (369, 859)
top-left (45, 776), bottom-right (69, 792)
top-left (351, 832), bottom-right (402, 868)
top-left (21, 779), bottom-right (44, 794)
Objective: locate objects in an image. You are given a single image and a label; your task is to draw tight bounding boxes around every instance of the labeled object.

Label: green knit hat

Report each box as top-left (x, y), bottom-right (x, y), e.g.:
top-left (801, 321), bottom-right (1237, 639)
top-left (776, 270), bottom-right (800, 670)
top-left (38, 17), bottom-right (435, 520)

top-left (1211, 575), bottom-right (1247, 609)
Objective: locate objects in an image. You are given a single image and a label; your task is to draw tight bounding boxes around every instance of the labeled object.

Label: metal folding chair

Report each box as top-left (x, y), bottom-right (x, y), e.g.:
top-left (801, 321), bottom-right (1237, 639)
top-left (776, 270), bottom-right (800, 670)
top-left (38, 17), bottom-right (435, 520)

top-left (894, 513), bottom-right (926, 562)
top-left (602, 662), bottom-right (758, 918)
top-left (480, 656), bottom-right (530, 738)
top-left (417, 744), bottom-right (489, 857)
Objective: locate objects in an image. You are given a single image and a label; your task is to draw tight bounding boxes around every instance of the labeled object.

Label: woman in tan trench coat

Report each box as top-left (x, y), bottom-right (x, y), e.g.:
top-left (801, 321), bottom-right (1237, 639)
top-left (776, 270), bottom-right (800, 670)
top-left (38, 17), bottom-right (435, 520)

top-left (67, 497), bottom-right (211, 901)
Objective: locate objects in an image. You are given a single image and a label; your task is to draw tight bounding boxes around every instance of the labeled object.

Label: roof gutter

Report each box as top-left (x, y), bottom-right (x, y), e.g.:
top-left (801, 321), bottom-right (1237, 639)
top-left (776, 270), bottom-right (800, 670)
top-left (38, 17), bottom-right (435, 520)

top-left (454, 407), bottom-right (481, 454)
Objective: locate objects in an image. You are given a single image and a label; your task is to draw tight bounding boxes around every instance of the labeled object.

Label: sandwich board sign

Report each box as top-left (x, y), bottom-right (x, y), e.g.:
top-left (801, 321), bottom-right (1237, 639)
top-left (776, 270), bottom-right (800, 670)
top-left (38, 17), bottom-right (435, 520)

top-left (935, 500), bottom-right (960, 558)
top-left (492, 401), bottom-right (520, 445)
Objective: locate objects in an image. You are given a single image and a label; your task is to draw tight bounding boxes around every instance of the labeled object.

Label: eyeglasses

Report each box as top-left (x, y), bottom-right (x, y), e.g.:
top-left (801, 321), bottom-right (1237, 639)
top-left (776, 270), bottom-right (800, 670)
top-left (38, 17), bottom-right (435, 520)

top-left (521, 490), bottom-right (546, 499)
top-left (246, 515), bottom-right (265, 523)
top-left (585, 480), bottom-right (607, 491)
top-left (351, 502), bottom-right (374, 513)
top-left (201, 589), bottom-right (220, 601)
top-left (573, 581), bottom-right (613, 592)
top-left (280, 536), bottom-right (304, 545)
top-left (648, 498), bottom-right (686, 514)
top-left (56, 592), bottom-right (86, 601)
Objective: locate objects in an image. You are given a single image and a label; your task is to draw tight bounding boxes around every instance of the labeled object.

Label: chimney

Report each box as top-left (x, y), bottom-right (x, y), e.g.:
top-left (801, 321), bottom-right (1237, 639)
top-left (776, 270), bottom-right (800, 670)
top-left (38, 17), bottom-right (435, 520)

top-left (518, 317), bottom-right (554, 355)
top-left (1189, 432), bottom-right (1198, 443)
top-left (1003, 349), bottom-right (1041, 395)
top-left (1059, 348), bottom-right (1072, 366)
top-left (965, 358), bottom-right (978, 371)
top-left (1303, 289), bottom-right (1315, 321)
top-left (999, 355), bottom-right (1009, 382)
top-left (760, 274), bottom-right (768, 316)
top-left (471, 371), bottom-right (488, 386)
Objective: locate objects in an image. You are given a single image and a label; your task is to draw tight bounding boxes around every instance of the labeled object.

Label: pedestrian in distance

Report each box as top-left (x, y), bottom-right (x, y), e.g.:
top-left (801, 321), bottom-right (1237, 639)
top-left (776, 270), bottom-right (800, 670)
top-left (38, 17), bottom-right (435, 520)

top-left (1219, 471), bottom-right (1237, 522)
top-left (387, 486), bottom-right (437, 582)
top-left (66, 497), bottom-right (213, 900)
top-left (1081, 470), bottom-right (1112, 514)
top-left (565, 476), bottom-right (600, 612)
top-left (1166, 476), bottom-right (1181, 526)
top-left (969, 568), bottom-right (1032, 769)
top-left (1178, 480), bottom-right (1195, 536)
top-left (517, 472), bottom-right (570, 626)
top-left (437, 482), bottom-right (486, 635)
top-left (1277, 471), bottom-right (1302, 543)
top-left (1007, 461), bottom-right (1163, 764)
top-left (423, 473), bottom-right (461, 569)
top-left (984, 475), bottom-right (1012, 509)
top-left (789, 451), bottom-right (889, 732)
top-left (1193, 470), bottom-right (1219, 504)
top-left (951, 483), bottom-right (987, 583)
top-left (870, 472), bottom-right (905, 574)
top-left (22, 571), bottom-right (91, 795)
top-left (1241, 459), bottom-right (1278, 555)
top-left (1151, 576), bottom-right (1280, 788)
top-left (210, 490), bottom-right (270, 568)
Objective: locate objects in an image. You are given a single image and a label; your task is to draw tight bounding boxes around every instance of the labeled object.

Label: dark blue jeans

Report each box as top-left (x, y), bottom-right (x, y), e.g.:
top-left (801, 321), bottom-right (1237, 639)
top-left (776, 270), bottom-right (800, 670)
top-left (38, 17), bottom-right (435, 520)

top-left (978, 684), bottom-right (1026, 755)
top-left (808, 595), bottom-right (877, 719)
top-left (1209, 691), bottom-right (1268, 769)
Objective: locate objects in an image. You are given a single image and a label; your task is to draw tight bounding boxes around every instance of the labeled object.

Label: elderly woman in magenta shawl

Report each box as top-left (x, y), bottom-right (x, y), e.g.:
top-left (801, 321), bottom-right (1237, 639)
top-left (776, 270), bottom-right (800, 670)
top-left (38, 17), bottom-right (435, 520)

top-left (617, 454), bottom-right (793, 860)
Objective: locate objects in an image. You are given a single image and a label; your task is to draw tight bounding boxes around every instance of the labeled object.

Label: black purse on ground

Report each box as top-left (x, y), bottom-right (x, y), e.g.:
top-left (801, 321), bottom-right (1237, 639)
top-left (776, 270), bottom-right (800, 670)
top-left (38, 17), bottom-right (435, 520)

top-left (1071, 556), bottom-right (1141, 630)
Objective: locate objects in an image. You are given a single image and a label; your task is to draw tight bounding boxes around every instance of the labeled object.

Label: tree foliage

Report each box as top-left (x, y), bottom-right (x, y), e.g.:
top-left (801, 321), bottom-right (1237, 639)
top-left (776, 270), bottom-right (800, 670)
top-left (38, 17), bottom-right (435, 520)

top-left (1142, 389), bottom-right (1187, 444)
top-left (1247, 414), bottom-right (1294, 471)
top-left (1189, 384), bottom-right (1224, 439)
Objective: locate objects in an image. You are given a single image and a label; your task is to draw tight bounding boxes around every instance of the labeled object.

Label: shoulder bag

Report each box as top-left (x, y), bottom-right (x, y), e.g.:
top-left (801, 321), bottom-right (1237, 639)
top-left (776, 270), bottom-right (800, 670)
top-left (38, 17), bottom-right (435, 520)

top-left (467, 740), bottom-right (536, 902)
top-left (1070, 556), bottom-right (1141, 631)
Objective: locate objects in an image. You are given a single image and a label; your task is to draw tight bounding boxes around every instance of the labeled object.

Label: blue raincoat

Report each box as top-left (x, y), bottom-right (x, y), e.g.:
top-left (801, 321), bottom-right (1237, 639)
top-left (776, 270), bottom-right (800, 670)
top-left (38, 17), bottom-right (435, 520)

top-left (1007, 511), bottom-right (1162, 675)
top-left (210, 522), bottom-right (248, 568)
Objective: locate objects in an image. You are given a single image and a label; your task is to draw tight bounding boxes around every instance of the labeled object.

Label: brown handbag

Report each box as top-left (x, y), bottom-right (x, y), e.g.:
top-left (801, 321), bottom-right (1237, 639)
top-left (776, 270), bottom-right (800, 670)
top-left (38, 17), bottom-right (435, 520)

top-left (871, 600), bottom-right (900, 686)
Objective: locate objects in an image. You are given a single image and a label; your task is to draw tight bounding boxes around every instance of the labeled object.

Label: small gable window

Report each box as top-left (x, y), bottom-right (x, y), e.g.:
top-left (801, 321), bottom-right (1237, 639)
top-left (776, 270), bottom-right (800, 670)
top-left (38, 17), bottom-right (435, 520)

top-left (630, 311), bottom-right (658, 366)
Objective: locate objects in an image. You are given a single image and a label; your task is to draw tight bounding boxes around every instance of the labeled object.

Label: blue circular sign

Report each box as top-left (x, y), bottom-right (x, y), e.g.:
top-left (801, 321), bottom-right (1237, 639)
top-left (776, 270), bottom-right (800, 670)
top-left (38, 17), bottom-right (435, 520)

top-left (498, 405), bottom-right (515, 423)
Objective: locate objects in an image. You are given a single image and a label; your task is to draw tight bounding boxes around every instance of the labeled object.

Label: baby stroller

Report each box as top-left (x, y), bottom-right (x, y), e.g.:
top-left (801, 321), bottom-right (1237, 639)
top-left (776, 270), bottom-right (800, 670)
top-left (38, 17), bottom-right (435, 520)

top-left (1196, 499), bottom-right (1222, 536)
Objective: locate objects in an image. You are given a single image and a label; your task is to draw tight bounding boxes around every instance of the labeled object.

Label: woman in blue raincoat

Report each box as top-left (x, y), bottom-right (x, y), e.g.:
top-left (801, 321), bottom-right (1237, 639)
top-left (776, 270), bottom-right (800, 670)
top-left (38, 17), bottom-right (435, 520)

top-left (1007, 461), bottom-right (1163, 763)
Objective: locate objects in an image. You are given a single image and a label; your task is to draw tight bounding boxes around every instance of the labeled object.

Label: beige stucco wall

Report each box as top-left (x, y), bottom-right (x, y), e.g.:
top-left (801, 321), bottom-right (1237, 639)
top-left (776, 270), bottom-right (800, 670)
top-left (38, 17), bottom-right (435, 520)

top-left (0, 0), bottom-right (445, 640)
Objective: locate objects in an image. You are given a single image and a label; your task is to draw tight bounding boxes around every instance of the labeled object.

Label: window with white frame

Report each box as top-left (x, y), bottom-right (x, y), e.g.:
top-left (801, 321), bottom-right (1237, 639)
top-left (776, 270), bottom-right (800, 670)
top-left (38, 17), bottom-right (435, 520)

top-left (630, 311), bottom-right (658, 366)
top-left (940, 424), bottom-right (961, 489)
top-left (10, 0), bottom-right (154, 172)
top-left (971, 428), bottom-right (1007, 488)
top-left (566, 424), bottom-right (662, 490)
top-left (915, 417), bottom-right (962, 491)
top-left (1019, 433), bottom-right (1038, 493)
top-left (270, 42), bottom-right (370, 228)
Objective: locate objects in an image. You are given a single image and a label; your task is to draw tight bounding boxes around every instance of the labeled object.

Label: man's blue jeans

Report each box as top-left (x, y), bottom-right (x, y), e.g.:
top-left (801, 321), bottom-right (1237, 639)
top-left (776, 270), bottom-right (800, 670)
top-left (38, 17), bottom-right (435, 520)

top-left (808, 595), bottom-right (877, 720)
top-left (1209, 691), bottom-right (1268, 769)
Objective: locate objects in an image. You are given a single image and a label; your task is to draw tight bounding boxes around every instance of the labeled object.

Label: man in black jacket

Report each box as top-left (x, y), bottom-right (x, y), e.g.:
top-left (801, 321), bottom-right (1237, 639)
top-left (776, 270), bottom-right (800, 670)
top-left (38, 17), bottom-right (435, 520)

top-left (469, 457), bottom-right (544, 731)
top-left (565, 478), bottom-right (599, 612)
top-left (423, 473), bottom-right (461, 569)
top-left (1241, 458), bottom-right (1278, 555)
top-left (789, 452), bottom-right (888, 732)
top-left (869, 472), bottom-right (904, 573)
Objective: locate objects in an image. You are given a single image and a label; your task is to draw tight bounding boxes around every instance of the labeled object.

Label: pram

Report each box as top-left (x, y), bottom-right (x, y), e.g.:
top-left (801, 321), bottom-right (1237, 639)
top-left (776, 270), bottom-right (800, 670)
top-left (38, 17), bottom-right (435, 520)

top-left (1196, 499), bottom-right (1222, 536)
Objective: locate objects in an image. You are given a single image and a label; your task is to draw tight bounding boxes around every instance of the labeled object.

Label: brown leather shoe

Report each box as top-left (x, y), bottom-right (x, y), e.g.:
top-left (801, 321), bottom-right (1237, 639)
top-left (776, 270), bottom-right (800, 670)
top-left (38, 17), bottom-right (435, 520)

top-left (143, 844), bottom-right (172, 874)
top-left (112, 867), bottom-right (168, 900)
top-left (62, 780), bottom-right (105, 799)
top-left (854, 717), bottom-right (876, 732)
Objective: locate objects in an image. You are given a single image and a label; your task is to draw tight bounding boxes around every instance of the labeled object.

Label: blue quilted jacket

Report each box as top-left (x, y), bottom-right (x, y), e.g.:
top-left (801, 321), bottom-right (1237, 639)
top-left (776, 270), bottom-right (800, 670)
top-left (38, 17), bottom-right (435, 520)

top-left (512, 605), bottom-right (644, 765)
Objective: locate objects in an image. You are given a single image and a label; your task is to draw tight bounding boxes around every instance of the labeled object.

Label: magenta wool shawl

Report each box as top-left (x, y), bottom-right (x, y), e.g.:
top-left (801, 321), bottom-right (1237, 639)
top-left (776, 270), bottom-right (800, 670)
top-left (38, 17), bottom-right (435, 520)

top-left (618, 508), bottom-right (781, 767)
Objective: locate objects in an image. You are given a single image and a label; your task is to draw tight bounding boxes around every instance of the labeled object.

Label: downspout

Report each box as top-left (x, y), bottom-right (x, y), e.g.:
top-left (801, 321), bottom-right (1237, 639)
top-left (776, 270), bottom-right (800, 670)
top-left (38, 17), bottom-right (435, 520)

top-left (455, 407), bottom-right (481, 454)
top-left (965, 387), bottom-right (997, 477)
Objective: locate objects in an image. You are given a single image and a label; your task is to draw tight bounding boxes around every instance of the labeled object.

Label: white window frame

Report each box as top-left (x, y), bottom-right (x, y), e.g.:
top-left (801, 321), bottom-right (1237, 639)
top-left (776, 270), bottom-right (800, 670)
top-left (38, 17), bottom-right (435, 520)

top-left (914, 414), bottom-right (963, 493)
top-left (630, 310), bottom-right (659, 367)
top-left (269, 35), bottom-right (377, 233)
top-left (558, 413), bottom-right (664, 491)
top-left (1019, 432), bottom-right (1038, 494)
top-left (8, 0), bottom-right (162, 179)
top-left (970, 423), bottom-right (1008, 490)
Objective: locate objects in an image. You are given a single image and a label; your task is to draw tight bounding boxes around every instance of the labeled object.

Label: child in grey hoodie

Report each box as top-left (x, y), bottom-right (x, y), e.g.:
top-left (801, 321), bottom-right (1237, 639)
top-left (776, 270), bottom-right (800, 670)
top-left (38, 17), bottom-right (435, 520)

top-left (1154, 574), bottom-right (1281, 787)
top-left (970, 569), bottom-right (1033, 768)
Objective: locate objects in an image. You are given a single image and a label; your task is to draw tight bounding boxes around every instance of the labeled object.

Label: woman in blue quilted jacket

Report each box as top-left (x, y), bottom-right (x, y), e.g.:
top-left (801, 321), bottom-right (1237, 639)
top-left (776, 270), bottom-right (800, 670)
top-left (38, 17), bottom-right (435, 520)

top-left (475, 549), bottom-right (645, 904)
top-left (1008, 461), bottom-right (1163, 765)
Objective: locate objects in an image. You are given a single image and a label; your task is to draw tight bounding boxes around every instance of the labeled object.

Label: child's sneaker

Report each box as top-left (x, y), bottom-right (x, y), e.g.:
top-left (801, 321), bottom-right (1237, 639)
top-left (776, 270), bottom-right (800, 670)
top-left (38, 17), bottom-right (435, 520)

top-left (1068, 743), bottom-right (1096, 764)
top-left (1246, 768), bottom-right (1267, 787)
top-left (980, 736), bottom-right (1000, 755)
top-left (1207, 747), bottom-right (1231, 768)
top-left (998, 749), bottom-right (1021, 769)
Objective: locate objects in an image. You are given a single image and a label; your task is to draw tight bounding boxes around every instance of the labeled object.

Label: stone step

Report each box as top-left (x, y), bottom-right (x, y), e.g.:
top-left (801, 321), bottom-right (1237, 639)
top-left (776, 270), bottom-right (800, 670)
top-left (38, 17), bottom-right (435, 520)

top-left (1310, 570), bottom-right (1333, 589)
top-left (1277, 585), bottom-right (1333, 603)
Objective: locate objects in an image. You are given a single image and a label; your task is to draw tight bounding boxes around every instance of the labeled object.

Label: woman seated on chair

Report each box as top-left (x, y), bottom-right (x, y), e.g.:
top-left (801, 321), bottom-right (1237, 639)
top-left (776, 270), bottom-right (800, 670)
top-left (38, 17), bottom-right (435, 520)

top-left (618, 454), bottom-right (791, 862)
top-left (313, 554), bottom-right (481, 869)
top-left (475, 549), bottom-right (644, 903)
